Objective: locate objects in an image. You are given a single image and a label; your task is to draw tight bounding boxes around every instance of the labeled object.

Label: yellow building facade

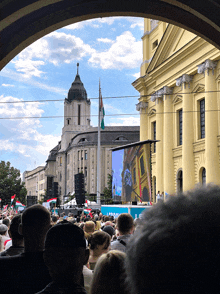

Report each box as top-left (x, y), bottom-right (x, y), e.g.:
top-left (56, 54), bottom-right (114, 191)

top-left (133, 19), bottom-right (220, 201)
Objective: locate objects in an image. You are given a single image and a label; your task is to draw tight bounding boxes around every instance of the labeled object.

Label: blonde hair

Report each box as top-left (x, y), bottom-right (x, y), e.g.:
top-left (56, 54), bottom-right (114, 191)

top-left (90, 250), bottom-right (129, 294)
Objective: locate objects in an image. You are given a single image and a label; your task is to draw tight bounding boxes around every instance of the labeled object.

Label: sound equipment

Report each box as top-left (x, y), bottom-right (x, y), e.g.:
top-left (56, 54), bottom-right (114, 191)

top-left (27, 196), bottom-right (37, 207)
top-left (75, 173), bottom-right (85, 206)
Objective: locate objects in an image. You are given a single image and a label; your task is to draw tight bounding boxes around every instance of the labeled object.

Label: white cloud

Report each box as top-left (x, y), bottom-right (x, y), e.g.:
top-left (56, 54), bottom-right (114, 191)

top-left (1, 69), bottom-right (67, 95)
top-left (108, 116), bottom-right (140, 126)
top-left (46, 32), bottom-right (95, 65)
top-left (97, 38), bottom-right (114, 44)
top-left (127, 18), bottom-right (144, 31)
top-left (11, 18), bottom-right (142, 78)
top-left (132, 72), bottom-right (140, 79)
top-left (13, 32), bottom-right (95, 77)
top-left (2, 84), bottom-right (14, 87)
top-left (13, 59), bottom-right (45, 79)
top-left (88, 31), bottom-right (142, 69)
top-left (0, 95), bottom-right (60, 157)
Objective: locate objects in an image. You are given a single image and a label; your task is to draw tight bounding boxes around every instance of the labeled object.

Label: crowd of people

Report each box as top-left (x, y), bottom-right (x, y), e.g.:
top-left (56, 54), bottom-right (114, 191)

top-left (1, 184), bottom-right (220, 293)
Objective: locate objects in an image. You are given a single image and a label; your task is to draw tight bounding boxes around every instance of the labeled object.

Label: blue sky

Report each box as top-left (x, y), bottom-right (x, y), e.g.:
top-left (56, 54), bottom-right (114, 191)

top-left (0, 17), bottom-right (143, 175)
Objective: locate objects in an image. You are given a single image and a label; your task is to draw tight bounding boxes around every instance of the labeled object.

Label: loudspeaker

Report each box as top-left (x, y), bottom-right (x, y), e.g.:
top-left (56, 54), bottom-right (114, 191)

top-left (75, 173), bottom-right (85, 206)
top-left (132, 201), bottom-right (137, 205)
top-left (27, 196), bottom-right (37, 207)
top-left (46, 176), bottom-right (53, 200)
top-left (52, 182), bottom-right (59, 198)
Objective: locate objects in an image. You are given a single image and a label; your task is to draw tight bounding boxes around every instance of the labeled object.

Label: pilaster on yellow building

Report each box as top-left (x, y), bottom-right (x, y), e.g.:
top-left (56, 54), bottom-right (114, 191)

top-left (134, 20), bottom-right (220, 201)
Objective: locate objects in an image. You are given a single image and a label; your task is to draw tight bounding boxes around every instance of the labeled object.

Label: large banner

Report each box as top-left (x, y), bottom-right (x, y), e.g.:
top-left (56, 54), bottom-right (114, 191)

top-left (112, 141), bottom-right (153, 203)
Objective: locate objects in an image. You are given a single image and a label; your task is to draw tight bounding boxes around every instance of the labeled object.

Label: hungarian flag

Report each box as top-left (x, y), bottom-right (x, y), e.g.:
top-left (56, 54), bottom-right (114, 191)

top-left (47, 198), bottom-right (57, 204)
top-left (84, 208), bottom-right (92, 214)
top-left (11, 194), bottom-right (16, 204)
top-left (15, 200), bottom-right (25, 207)
top-left (3, 204), bottom-right (8, 211)
top-left (99, 83), bottom-right (105, 130)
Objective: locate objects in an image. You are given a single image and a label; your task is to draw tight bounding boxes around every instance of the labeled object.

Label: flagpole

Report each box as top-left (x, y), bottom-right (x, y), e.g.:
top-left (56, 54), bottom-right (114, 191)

top-left (97, 80), bottom-right (101, 207)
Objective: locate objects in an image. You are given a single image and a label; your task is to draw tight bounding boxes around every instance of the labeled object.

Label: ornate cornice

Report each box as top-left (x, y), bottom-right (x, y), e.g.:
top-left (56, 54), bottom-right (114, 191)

top-left (176, 74), bottom-right (193, 89)
top-left (151, 86), bottom-right (173, 102)
top-left (197, 59), bottom-right (217, 76)
top-left (136, 101), bottom-right (148, 111)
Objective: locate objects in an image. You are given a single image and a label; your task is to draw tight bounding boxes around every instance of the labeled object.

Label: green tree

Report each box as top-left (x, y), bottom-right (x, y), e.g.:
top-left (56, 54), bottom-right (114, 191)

top-left (103, 173), bottom-right (113, 203)
top-left (0, 161), bottom-right (27, 207)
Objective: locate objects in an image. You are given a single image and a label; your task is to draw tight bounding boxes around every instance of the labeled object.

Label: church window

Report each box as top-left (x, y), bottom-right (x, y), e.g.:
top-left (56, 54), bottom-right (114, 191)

top-left (85, 150), bottom-right (87, 160)
top-left (67, 154), bottom-right (70, 165)
top-left (85, 167), bottom-right (87, 177)
top-left (78, 104), bottom-right (81, 125)
top-left (60, 157), bottom-right (62, 166)
top-left (202, 168), bottom-right (206, 185)
top-left (152, 121), bottom-right (156, 152)
top-left (200, 99), bottom-right (205, 139)
top-left (140, 156), bottom-right (145, 176)
top-left (178, 109), bottom-right (182, 146)
top-left (78, 151), bottom-right (80, 161)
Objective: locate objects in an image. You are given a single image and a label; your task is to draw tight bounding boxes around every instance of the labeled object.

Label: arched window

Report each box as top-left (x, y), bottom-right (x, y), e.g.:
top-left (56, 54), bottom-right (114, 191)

top-left (177, 170), bottom-right (183, 193)
top-left (142, 187), bottom-right (149, 202)
top-left (202, 168), bottom-right (206, 185)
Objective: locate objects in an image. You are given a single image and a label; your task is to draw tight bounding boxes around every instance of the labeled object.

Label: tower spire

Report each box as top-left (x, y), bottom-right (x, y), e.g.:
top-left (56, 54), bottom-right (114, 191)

top-left (77, 63), bottom-right (79, 75)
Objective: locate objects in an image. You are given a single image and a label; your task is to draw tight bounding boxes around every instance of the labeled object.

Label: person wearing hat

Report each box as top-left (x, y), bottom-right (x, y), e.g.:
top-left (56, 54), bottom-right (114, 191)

top-left (36, 221), bottom-right (89, 294)
top-left (0, 223), bottom-right (10, 252)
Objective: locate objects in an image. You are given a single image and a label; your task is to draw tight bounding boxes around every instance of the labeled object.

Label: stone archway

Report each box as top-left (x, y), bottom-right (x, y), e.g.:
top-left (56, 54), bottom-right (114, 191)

top-left (1, 1), bottom-right (220, 70)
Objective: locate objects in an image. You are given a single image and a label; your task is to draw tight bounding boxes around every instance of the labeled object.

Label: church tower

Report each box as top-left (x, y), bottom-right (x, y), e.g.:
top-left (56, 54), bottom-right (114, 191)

top-left (61, 63), bottom-right (91, 150)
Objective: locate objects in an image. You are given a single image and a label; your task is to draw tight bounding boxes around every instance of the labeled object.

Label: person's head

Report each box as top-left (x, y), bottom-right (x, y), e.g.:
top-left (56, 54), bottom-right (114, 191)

top-left (102, 225), bottom-right (115, 238)
top-left (19, 204), bottom-right (51, 250)
top-left (126, 185), bottom-right (220, 294)
top-left (88, 231), bottom-right (111, 256)
top-left (51, 215), bottom-right (58, 225)
top-left (116, 213), bottom-right (134, 235)
top-left (0, 224), bottom-right (8, 236)
top-left (84, 221), bottom-right (95, 233)
top-left (8, 214), bottom-right (23, 245)
top-left (90, 250), bottom-right (129, 294)
top-left (3, 218), bottom-right (10, 228)
top-left (43, 221), bottom-right (89, 283)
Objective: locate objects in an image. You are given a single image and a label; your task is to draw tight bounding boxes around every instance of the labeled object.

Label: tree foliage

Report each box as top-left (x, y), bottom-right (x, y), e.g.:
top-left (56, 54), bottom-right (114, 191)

top-left (0, 161), bottom-right (27, 207)
top-left (103, 173), bottom-right (113, 201)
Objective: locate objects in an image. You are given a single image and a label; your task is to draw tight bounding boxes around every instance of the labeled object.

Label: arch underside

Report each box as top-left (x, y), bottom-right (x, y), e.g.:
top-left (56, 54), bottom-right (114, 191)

top-left (0, 0), bottom-right (220, 70)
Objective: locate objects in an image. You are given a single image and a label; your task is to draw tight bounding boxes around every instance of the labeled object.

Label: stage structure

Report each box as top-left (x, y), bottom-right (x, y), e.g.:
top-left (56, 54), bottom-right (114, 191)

top-left (111, 140), bottom-right (157, 204)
